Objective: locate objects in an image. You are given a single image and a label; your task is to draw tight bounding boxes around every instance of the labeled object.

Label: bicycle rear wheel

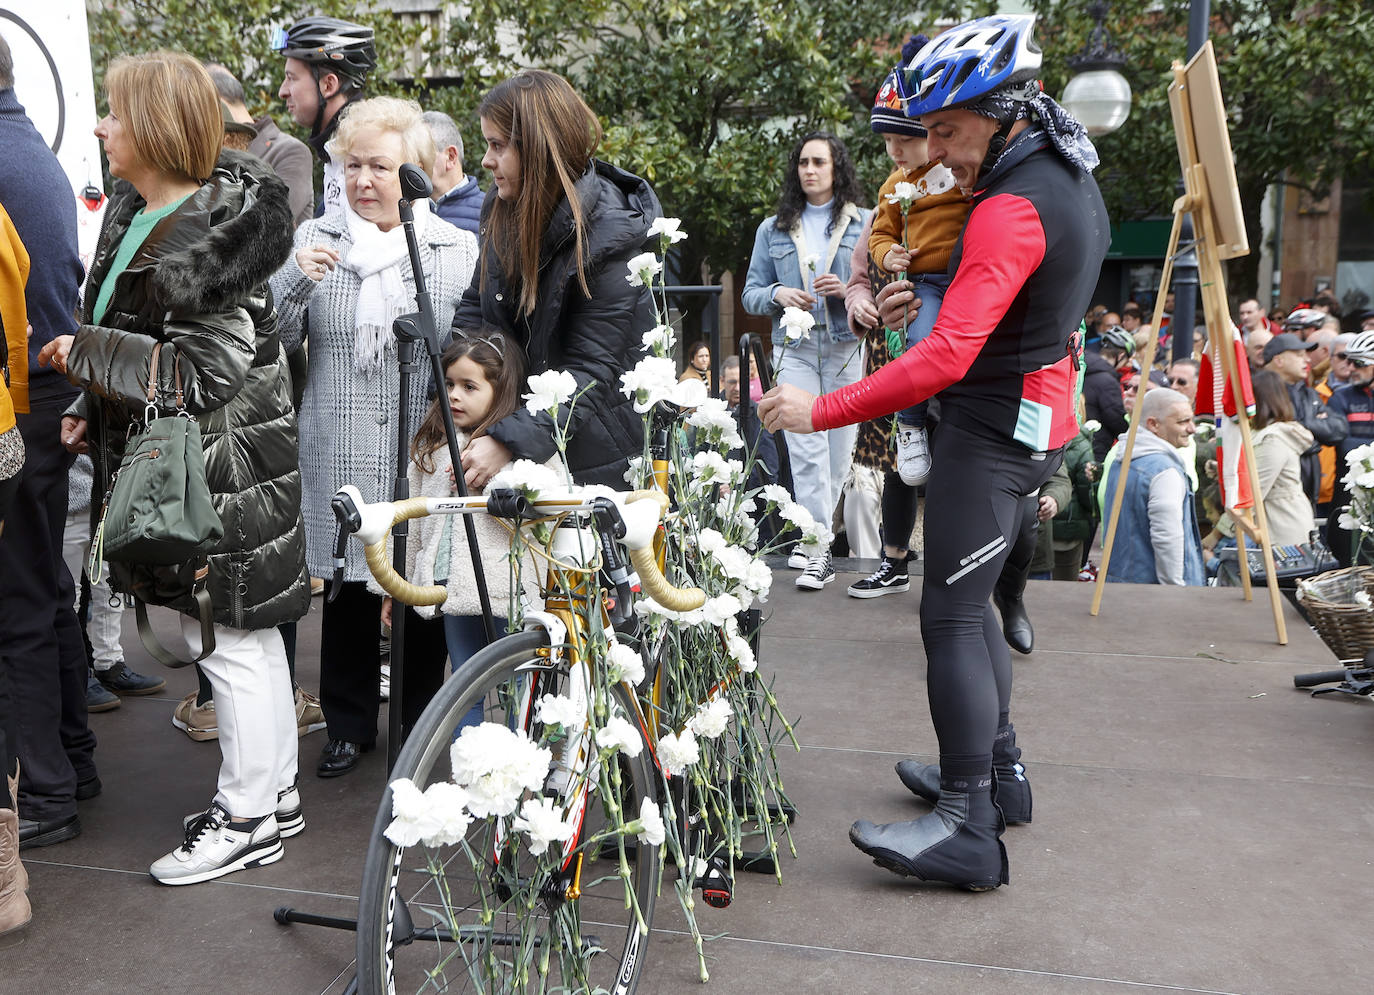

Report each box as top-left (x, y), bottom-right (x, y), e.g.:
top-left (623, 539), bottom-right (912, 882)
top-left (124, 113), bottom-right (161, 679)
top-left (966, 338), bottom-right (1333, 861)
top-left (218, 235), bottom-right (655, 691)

top-left (356, 628), bottom-right (660, 994)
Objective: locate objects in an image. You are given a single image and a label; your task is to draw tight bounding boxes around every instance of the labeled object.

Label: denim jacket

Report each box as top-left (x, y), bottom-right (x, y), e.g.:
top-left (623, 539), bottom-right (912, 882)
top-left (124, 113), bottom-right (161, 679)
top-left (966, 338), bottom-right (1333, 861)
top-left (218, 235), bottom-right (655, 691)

top-left (741, 203), bottom-right (867, 344)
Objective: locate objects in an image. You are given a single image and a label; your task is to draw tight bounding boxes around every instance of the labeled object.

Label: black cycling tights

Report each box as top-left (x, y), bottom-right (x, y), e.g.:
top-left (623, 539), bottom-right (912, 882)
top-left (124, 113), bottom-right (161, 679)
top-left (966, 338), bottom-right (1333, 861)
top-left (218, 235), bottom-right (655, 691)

top-left (919, 423), bottom-right (1060, 782)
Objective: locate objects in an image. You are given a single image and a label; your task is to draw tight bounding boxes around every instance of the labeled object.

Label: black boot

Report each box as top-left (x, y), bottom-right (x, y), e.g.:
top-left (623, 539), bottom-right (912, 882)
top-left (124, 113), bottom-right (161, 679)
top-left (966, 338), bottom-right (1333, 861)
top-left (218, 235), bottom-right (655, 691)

top-left (894, 726), bottom-right (1032, 825)
top-left (849, 774), bottom-right (1008, 890)
top-left (993, 589), bottom-right (1034, 655)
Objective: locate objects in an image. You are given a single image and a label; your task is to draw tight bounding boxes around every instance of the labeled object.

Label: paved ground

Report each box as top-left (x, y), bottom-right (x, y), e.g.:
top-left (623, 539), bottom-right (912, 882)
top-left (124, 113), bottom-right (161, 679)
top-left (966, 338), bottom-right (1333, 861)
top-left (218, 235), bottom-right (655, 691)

top-left (4, 565), bottom-right (1370, 994)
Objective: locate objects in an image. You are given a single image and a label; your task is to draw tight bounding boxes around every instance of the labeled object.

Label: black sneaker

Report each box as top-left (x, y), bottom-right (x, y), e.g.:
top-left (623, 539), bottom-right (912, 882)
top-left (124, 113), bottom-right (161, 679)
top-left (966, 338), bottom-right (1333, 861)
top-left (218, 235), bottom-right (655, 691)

top-left (795, 552), bottom-right (835, 590)
top-left (97, 661), bottom-right (166, 696)
top-left (847, 555), bottom-right (910, 599)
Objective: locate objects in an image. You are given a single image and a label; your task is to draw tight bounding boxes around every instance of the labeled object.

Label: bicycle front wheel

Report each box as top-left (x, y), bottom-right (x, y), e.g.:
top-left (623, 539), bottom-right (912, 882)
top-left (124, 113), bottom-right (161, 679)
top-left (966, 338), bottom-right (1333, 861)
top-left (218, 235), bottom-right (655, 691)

top-left (356, 628), bottom-right (661, 994)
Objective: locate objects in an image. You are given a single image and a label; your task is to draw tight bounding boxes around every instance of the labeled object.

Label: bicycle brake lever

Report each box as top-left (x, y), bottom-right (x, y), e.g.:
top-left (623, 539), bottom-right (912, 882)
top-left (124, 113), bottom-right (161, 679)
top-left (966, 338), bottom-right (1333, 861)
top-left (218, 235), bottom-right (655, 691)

top-left (591, 497), bottom-right (636, 624)
top-left (329, 489), bottom-right (362, 604)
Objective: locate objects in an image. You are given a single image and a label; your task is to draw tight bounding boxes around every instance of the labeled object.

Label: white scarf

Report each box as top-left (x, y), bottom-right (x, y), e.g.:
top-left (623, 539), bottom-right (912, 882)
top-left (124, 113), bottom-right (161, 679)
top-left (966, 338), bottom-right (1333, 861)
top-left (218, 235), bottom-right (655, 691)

top-left (341, 197), bottom-right (431, 375)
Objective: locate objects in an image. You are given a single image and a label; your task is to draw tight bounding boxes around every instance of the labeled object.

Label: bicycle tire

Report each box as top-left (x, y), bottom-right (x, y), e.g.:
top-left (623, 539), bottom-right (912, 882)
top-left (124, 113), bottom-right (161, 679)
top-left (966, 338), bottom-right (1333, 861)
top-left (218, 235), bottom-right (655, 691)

top-left (356, 628), bottom-right (661, 994)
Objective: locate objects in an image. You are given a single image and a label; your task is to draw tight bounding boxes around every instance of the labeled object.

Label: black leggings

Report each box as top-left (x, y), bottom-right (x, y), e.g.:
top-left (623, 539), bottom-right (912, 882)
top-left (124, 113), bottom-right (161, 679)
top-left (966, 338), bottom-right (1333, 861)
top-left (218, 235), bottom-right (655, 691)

top-left (919, 424), bottom-right (1060, 781)
top-left (880, 471), bottom-right (918, 552)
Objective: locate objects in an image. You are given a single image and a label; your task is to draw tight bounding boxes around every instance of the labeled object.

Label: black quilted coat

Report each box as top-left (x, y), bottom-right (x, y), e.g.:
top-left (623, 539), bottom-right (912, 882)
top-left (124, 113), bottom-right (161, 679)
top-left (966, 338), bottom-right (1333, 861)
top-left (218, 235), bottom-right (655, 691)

top-left (66, 150), bottom-right (308, 630)
top-left (453, 160), bottom-right (661, 487)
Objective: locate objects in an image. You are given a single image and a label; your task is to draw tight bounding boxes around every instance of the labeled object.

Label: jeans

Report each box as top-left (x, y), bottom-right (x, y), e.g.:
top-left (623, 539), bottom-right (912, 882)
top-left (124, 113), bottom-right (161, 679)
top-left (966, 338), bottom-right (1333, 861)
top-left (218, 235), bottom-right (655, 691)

top-left (61, 508), bottom-right (126, 670)
top-left (179, 616), bottom-right (297, 818)
top-left (444, 614), bottom-right (507, 731)
top-left (773, 332), bottom-right (864, 528)
top-left (896, 273), bottom-right (950, 431)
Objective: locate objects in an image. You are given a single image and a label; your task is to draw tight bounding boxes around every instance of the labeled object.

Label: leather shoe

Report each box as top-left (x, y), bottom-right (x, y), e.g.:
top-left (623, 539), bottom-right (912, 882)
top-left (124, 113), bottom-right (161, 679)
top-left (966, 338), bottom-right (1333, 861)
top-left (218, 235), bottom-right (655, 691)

top-left (994, 590), bottom-right (1034, 655)
top-left (317, 739), bottom-right (372, 778)
top-left (75, 775), bottom-right (103, 801)
top-left (18, 813), bottom-right (82, 850)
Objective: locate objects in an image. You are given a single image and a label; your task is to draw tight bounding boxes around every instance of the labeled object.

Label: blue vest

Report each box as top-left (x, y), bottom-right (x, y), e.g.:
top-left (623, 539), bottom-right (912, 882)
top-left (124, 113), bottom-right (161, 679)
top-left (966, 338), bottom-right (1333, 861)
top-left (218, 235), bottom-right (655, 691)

top-left (1103, 450), bottom-right (1205, 585)
top-left (433, 176), bottom-right (484, 236)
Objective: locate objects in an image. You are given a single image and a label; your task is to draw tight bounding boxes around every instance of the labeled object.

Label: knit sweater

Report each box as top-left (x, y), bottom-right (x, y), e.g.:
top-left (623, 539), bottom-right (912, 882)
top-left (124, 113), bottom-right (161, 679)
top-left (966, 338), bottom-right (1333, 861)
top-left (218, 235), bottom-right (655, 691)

top-left (0, 87), bottom-right (84, 404)
top-left (868, 163), bottom-right (969, 277)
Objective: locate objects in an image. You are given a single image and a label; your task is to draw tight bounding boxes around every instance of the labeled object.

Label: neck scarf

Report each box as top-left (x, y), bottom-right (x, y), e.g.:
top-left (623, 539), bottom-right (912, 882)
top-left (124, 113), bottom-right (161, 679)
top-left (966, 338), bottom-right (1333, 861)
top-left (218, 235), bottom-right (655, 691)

top-left (340, 197), bottom-right (431, 375)
top-left (973, 89), bottom-right (1100, 174)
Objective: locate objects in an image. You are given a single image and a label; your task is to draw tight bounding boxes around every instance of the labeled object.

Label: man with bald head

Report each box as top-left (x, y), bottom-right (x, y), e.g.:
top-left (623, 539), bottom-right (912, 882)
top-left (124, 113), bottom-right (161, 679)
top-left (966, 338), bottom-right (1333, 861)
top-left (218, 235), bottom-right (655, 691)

top-left (1102, 388), bottom-right (1205, 585)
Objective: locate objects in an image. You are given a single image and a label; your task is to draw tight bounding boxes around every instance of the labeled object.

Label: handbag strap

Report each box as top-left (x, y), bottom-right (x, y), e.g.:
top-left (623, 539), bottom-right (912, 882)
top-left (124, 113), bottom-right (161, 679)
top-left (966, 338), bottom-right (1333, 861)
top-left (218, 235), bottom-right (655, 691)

top-left (143, 342), bottom-right (188, 416)
top-left (132, 564), bottom-right (216, 668)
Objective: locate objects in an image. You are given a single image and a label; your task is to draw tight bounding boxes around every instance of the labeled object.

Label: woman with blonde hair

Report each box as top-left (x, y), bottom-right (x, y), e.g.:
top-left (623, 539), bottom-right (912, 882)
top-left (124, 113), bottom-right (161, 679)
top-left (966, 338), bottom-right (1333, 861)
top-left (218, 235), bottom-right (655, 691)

top-left (37, 50), bottom-right (306, 884)
top-left (452, 69), bottom-right (660, 490)
top-left (271, 95), bottom-right (478, 777)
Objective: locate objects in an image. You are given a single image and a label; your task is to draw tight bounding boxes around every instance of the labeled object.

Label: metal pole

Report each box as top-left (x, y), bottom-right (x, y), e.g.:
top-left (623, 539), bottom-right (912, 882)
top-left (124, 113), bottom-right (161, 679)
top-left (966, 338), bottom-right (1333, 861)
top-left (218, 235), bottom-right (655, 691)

top-left (1171, 0), bottom-right (1210, 365)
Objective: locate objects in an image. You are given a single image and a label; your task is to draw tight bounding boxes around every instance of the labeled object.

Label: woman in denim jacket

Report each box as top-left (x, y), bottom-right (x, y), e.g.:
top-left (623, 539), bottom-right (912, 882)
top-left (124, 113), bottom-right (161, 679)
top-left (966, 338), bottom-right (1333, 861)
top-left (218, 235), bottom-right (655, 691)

top-left (742, 131), bottom-right (868, 589)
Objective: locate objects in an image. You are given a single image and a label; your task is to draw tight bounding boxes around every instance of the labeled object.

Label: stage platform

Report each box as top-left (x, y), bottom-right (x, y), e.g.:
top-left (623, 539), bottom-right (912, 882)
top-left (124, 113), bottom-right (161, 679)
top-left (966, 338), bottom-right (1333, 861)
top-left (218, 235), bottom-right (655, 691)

top-left (4, 564), bottom-right (1369, 994)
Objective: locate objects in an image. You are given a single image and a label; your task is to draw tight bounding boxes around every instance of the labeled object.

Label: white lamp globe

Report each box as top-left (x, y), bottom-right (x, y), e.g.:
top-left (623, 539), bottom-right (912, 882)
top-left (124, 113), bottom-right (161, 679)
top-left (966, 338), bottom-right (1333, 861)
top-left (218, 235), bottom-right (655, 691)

top-left (1062, 68), bottom-right (1132, 137)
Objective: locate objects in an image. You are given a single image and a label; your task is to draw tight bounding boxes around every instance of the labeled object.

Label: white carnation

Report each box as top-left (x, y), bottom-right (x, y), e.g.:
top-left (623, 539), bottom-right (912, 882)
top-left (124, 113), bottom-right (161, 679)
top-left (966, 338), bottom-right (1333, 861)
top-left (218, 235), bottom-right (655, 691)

top-left (702, 592), bottom-right (744, 626)
top-left (669, 376), bottom-right (709, 409)
top-left (887, 181), bottom-right (918, 204)
top-left (687, 397), bottom-right (743, 448)
top-left (647, 217), bottom-right (688, 244)
top-left (513, 796), bottom-right (577, 856)
top-left (801, 251), bottom-right (820, 271)
top-left (635, 797), bottom-right (666, 846)
top-left (619, 356), bottom-right (679, 413)
top-left (535, 692), bottom-right (586, 729)
top-left (625, 252), bottom-right (663, 287)
top-left (688, 696), bottom-right (733, 739)
top-left (779, 307), bottom-right (815, 344)
top-left (656, 728), bottom-right (700, 776)
top-left (415, 781), bottom-right (474, 846)
top-left (641, 324), bottom-right (676, 353)
top-left (449, 723), bottom-right (552, 818)
top-left (595, 713), bottom-right (644, 757)
top-left (490, 459), bottom-right (563, 500)
top-left (523, 369), bottom-right (577, 416)
top-left (726, 630), bottom-right (757, 673)
top-left (605, 641), bottom-right (646, 685)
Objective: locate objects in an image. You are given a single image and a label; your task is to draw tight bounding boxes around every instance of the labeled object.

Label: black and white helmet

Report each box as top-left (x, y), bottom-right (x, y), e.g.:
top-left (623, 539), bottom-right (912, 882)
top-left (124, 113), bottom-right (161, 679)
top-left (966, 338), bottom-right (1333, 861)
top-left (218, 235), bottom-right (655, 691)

top-left (1099, 324), bottom-right (1135, 357)
top-left (1343, 331), bottom-right (1374, 368)
top-left (1282, 307), bottom-right (1326, 333)
top-left (274, 17), bottom-right (376, 91)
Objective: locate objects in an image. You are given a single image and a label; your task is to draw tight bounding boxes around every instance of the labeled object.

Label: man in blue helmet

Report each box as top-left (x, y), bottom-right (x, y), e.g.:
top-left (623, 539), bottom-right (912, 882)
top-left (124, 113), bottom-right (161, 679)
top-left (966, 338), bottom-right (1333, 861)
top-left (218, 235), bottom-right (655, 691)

top-left (760, 14), bottom-right (1109, 890)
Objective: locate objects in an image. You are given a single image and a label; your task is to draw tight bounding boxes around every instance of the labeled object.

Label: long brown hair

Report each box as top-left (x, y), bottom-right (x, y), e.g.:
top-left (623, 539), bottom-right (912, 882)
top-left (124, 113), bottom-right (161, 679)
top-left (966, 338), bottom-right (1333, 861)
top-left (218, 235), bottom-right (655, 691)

top-left (411, 332), bottom-right (526, 474)
top-left (478, 70), bottom-right (602, 316)
top-left (1250, 369), bottom-right (1296, 431)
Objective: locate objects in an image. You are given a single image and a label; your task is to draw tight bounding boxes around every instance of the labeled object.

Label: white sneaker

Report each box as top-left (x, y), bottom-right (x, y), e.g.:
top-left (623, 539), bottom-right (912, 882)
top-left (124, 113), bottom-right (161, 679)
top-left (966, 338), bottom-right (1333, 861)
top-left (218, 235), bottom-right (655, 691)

top-left (184, 782), bottom-right (305, 839)
top-left (895, 425), bottom-right (931, 486)
top-left (795, 553), bottom-right (835, 590)
top-left (787, 546), bottom-right (809, 570)
top-left (379, 663), bottom-right (391, 702)
top-left (152, 802), bottom-right (282, 886)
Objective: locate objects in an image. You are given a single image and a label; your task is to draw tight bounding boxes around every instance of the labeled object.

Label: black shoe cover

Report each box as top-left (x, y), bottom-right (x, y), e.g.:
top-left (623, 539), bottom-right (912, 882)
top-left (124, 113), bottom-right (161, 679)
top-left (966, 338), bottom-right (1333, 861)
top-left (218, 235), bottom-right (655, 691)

top-left (994, 591), bottom-right (1034, 655)
top-left (850, 779), bottom-right (1008, 891)
top-left (894, 759), bottom-right (1033, 825)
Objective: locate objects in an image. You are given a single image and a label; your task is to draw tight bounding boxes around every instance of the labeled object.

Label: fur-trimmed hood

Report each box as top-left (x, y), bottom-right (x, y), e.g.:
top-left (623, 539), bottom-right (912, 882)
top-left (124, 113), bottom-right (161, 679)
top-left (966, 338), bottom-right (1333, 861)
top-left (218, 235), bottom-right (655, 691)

top-left (91, 149), bottom-right (293, 320)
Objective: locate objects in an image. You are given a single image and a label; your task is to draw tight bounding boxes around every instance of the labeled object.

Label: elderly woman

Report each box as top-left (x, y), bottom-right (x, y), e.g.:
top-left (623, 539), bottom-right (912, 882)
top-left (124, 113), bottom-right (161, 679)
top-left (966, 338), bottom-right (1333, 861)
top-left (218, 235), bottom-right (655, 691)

top-left (37, 51), bottom-right (306, 885)
top-left (271, 96), bottom-right (478, 777)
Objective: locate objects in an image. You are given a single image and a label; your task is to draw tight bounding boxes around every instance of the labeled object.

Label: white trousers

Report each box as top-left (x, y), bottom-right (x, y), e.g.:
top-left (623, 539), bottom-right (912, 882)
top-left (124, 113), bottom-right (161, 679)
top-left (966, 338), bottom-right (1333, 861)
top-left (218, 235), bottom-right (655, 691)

top-left (179, 617), bottom-right (297, 819)
top-left (773, 334), bottom-right (863, 528)
top-left (842, 465), bottom-right (884, 559)
top-left (61, 508), bottom-right (127, 670)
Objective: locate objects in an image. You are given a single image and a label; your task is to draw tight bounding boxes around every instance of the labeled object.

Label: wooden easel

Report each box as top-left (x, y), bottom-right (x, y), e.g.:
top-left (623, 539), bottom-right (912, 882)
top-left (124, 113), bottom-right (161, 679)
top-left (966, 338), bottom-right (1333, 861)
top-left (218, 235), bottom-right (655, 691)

top-left (1091, 45), bottom-right (1287, 645)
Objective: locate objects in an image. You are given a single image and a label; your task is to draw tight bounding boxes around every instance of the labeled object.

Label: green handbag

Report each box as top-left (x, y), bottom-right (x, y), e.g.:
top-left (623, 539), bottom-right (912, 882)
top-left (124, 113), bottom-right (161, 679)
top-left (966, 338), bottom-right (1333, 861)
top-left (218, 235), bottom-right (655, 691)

top-left (91, 343), bottom-right (222, 666)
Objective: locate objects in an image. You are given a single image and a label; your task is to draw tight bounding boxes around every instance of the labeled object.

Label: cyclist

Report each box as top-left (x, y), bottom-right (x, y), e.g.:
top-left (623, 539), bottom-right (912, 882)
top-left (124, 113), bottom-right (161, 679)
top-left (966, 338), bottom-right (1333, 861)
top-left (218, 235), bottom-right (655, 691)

top-left (273, 16), bottom-right (376, 217)
top-left (760, 13), bottom-right (1109, 890)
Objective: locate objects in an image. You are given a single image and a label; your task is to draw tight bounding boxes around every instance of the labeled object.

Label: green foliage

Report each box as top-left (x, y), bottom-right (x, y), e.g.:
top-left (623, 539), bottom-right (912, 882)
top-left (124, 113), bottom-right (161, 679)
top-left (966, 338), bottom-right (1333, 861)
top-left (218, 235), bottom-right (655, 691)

top-left (1027, 0), bottom-right (1374, 296)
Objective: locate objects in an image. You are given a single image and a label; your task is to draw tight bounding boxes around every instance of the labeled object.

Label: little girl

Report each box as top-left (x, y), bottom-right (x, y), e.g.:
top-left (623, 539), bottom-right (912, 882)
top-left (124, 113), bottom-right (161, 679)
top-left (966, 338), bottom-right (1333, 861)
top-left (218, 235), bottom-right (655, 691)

top-left (380, 331), bottom-right (557, 691)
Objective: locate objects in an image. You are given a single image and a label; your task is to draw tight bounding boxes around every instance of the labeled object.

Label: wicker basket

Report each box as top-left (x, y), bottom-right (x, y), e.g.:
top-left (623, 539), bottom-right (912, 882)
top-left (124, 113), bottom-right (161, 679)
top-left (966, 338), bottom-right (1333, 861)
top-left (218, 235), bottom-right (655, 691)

top-left (1296, 566), bottom-right (1374, 660)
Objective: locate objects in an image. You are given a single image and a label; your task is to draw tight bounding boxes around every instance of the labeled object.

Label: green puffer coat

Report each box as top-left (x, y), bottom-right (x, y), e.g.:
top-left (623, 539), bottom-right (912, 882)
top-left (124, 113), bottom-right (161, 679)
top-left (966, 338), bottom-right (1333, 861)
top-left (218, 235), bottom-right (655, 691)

top-left (66, 150), bottom-right (308, 630)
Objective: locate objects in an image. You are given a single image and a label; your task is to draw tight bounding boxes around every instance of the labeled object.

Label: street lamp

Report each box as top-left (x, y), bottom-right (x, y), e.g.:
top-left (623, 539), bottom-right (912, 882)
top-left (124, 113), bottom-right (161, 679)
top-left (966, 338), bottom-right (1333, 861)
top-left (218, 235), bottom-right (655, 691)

top-left (1062, 1), bottom-right (1132, 137)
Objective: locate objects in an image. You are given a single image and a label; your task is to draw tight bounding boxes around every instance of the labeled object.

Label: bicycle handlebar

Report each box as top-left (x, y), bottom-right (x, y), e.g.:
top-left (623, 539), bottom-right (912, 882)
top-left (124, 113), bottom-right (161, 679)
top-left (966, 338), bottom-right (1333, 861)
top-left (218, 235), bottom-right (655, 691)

top-left (332, 485), bottom-right (706, 614)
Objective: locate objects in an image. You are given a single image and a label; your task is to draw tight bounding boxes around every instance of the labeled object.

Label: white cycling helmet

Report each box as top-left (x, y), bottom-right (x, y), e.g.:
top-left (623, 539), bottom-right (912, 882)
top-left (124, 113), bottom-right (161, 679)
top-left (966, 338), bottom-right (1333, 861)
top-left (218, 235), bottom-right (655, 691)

top-left (1342, 331), bottom-right (1374, 368)
top-left (1283, 307), bottom-right (1326, 333)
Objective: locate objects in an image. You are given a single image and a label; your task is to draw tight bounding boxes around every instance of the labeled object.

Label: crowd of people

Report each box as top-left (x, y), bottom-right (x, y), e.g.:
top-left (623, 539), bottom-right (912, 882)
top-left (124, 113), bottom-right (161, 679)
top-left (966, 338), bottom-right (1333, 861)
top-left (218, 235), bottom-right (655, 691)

top-left (4, 10), bottom-right (1373, 935)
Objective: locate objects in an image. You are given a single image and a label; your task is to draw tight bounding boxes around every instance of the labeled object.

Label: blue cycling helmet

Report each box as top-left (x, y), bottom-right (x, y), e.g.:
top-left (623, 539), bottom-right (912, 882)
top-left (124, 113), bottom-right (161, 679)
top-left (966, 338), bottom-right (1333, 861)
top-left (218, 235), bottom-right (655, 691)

top-left (898, 14), bottom-right (1042, 118)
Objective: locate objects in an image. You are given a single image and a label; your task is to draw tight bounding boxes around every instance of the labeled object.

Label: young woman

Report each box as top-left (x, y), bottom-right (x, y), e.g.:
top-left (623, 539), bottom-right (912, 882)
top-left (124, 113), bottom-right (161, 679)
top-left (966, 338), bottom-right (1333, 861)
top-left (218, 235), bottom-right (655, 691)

top-left (38, 51), bottom-right (306, 885)
top-left (452, 70), bottom-right (660, 491)
top-left (679, 340), bottom-right (711, 388)
top-left (271, 96), bottom-right (478, 778)
top-left (742, 132), bottom-right (869, 590)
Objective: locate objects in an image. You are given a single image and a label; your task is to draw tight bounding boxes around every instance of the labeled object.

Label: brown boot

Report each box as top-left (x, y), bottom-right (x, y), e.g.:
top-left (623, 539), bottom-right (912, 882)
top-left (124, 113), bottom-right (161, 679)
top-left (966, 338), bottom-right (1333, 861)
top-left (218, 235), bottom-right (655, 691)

top-left (0, 807), bottom-right (32, 936)
top-left (6, 764), bottom-right (26, 893)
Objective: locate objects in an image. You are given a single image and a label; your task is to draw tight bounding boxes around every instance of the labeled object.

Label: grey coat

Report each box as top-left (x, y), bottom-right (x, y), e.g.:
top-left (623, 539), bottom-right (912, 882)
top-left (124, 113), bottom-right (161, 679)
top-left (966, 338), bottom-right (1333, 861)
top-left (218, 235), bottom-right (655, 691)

top-left (271, 211), bottom-right (478, 580)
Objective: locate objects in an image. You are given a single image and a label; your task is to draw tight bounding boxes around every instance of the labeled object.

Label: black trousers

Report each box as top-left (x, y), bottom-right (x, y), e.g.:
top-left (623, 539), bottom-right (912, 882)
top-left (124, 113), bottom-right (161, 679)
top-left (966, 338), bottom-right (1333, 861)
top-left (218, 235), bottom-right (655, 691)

top-left (318, 581), bottom-right (447, 746)
top-left (918, 423), bottom-right (1059, 782)
top-left (0, 398), bottom-right (96, 820)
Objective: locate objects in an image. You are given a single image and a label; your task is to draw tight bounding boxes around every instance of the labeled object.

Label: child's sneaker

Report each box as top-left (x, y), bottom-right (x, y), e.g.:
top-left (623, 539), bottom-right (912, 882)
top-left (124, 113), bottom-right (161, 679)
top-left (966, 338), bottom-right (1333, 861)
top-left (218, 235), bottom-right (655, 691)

top-left (847, 554), bottom-right (910, 598)
top-left (787, 546), bottom-right (809, 570)
top-left (895, 425), bottom-right (931, 486)
top-left (151, 802), bottom-right (282, 886)
top-left (795, 552), bottom-right (835, 590)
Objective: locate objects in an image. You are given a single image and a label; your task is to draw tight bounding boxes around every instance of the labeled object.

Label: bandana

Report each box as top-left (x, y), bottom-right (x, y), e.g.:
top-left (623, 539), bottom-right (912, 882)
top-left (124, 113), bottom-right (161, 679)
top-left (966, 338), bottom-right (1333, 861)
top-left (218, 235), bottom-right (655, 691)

top-left (971, 88), bottom-right (1100, 174)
